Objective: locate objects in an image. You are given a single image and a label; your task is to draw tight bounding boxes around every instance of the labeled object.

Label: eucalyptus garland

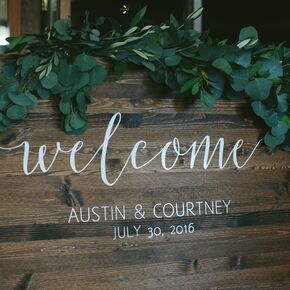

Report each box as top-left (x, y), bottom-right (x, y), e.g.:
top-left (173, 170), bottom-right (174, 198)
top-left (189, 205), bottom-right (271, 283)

top-left (0, 7), bottom-right (289, 151)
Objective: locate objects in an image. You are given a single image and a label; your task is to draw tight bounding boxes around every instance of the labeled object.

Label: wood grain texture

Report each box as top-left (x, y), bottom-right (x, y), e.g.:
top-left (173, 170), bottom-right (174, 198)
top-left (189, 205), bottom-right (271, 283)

top-left (8, 0), bottom-right (21, 36)
top-left (0, 66), bottom-right (289, 289)
top-left (21, 0), bottom-right (41, 34)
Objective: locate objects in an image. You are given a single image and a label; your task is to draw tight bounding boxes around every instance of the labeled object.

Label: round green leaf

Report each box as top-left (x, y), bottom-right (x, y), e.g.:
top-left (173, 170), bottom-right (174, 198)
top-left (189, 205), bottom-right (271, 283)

top-left (40, 72), bottom-right (58, 89)
top-left (245, 78), bottom-right (272, 100)
top-left (234, 51), bottom-right (251, 68)
top-left (239, 26), bottom-right (258, 48)
top-left (264, 132), bottom-right (285, 148)
top-left (0, 122), bottom-right (7, 132)
top-left (212, 58), bottom-right (232, 75)
top-left (230, 69), bottom-right (249, 92)
top-left (74, 54), bottom-right (97, 72)
top-left (59, 64), bottom-right (81, 87)
top-left (277, 94), bottom-right (288, 113)
top-left (264, 112), bottom-right (279, 127)
top-left (59, 100), bottom-right (71, 115)
top-left (200, 89), bottom-right (217, 110)
top-left (8, 92), bottom-right (31, 106)
top-left (271, 121), bottom-right (288, 136)
top-left (76, 92), bottom-right (87, 113)
top-left (251, 101), bottom-right (267, 118)
top-left (258, 58), bottom-right (283, 80)
top-left (89, 65), bottom-right (107, 85)
top-left (53, 19), bottom-right (70, 36)
top-left (70, 112), bottom-right (87, 130)
top-left (7, 105), bottom-right (27, 120)
top-left (164, 55), bottom-right (182, 67)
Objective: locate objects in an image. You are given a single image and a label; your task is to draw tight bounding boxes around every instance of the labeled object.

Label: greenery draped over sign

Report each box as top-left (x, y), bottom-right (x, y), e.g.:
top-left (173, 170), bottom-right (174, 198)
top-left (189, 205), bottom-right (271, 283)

top-left (0, 7), bottom-right (289, 151)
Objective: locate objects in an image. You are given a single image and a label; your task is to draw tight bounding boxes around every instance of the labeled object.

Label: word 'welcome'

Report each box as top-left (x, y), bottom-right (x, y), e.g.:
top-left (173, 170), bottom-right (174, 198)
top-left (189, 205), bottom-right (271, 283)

top-left (0, 113), bottom-right (261, 186)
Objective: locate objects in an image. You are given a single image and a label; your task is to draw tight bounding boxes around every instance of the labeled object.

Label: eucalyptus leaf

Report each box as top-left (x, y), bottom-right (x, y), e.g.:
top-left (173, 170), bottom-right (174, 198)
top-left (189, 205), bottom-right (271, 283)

top-left (164, 55), bottom-right (182, 67)
top-left (271, 121), bottom-right (288, 136)
top-left (40, 72), bottom-right (58, 89)
top-left (264, 112), bottom-right (279, 127)
top-left (53, 19), bottom-right (71, 36)
top-left (74, 54), bottom-right (97, 72)
top-left (129, 6), bottom-right (147, 28)
top-left (114, 61), bottom-right (127, 80)
top-left (212, 58), bottom-right (232, 75)
top-left (200, 89), bottom-right (217, 110)
top-left (245, 78), bottom-right (272, 100)
top-left (238, 26), bottom-right (258, 48)
top-left (258, 58), bottom-right (283, 80)
top-left (59, 100), bottom-right (71, 115)
top-left (89, 65), bottom-right (107, 85)
top-left (230, 69), bottom-right (249, 92)
top-left (8, 92), bottom-right (32, 106)
top-left (277, 94), bottom-right (288, 113)
top-left (264, 131), bottom-right (286, 147)
top-left (7, 105), bottom-right (27, 120)
top-left (251, 101), bottom-right (267, 118)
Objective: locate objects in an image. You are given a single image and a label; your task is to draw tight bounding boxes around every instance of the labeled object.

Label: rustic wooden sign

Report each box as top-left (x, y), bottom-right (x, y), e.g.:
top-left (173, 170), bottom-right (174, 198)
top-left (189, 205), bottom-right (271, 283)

top-left (0, 66), bottom-right (289, 289)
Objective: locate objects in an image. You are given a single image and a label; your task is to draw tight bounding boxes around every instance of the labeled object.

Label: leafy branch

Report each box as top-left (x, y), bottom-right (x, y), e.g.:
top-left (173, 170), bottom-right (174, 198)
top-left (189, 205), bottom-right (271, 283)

top-left (0, 7), bottom-right (289, 150)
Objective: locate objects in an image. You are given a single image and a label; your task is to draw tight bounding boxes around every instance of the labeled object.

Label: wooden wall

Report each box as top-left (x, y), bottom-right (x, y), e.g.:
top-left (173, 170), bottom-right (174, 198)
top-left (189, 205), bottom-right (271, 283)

top-left (0, 67), bottom-right (290, 289)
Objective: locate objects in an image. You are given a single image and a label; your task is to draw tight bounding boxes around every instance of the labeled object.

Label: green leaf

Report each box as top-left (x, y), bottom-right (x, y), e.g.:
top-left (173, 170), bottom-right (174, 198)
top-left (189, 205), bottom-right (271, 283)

top-left (230, 69), bottom-right (249, 92)
top-left (180, 78), bottom-right (196, 94)
top-left (53, 19), bottom-right (70, 35)
top-left (238, 26), bottom-right (258, 48)
top-left (6, 35), bottom-right (36, 52)
top-left (0, 94), bottom-right (10, 110)
top-left (114, 61), bottom-right (127, 80)
top-left (149, 69), bottom-right (165, 84)
top-left (8, 92), bottom-right (32, 106)
top-left (142, 60), bottom-right (155, 72)
top-left (237, 38), bottom-right (251, 49)
top-left (186, 7), bottom-right (203, 21)
top-left (271, 121), bottom-right (288, 136)
top-left (70, 112), bottom-right (87, 130)
top-left (264, 112), bottom-right (279, 127)
top-left (40, 72), bottom-right (58, 89)
top-left (7, 105), bottom-right (27, 120)
top-left (74, 54), bottom-right (97, 72)
top-left (170, 14), bottom-right (179, 28)
top-left (132, 49), bottom-right (149, 60)
top-left (59, 64), bottom-right (81, 87)
top-left (73, 72), bottom-right (90, 90)
top-left (164, 55), bottom-right (182, 67)
top-left (264, 131), bottom-right (285, 148)
top-left (129, 6), bottom-right (147, 28)
top-left (0, 122), bottom-right (8, 132)
top-left (200, 89), bottom-right (217, 110)
top-left (282, 115), bottom-right (290, 129)
top-left (21, 55), bottom-right (39, 77)
top-left (251, 101), bottom-right (267, 118)
top-left (234, 51), bottom-right (251, 68)
top-left (25, 92), bottom-right (38, 108)
top-left (89, 65), bottom-right (107, 85)
top-left (207, 73), bottom-right (225, 99)
top-left (245, 78), bottom-right (272, 100)
top-left (37, 86), bottom-right (50, 100)
top-left (76, 92), bottom-right (87, 113)
top-left (89, 29), bottom-right (100, 41)
top-left (212, 58), bottom-right (232, 75)
top-left (277, 94), bottom-right (288, 113)
top-left (59, 100), bottom-right (71, 115)
top-left (258, 58), bottom-right (283, 80)
top-left (191, 81), bottom-right (200, 96)
top-left (124, 26), bottom-right (138, 36)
